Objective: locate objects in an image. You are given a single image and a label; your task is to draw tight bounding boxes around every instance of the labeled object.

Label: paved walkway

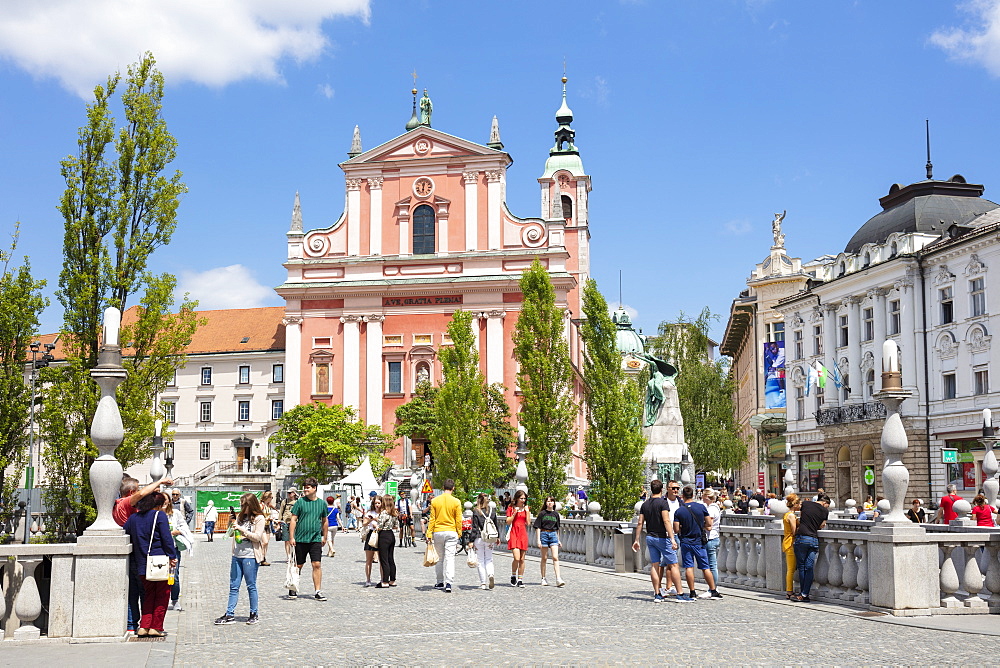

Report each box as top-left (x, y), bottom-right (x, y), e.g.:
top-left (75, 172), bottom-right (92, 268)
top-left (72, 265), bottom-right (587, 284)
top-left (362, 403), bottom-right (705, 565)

top-left (4, 532), bottom-right (1000, 666)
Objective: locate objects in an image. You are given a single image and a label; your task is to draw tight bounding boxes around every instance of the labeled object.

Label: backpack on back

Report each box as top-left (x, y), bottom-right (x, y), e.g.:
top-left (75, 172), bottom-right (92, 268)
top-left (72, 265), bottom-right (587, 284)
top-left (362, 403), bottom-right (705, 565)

top-left (481, 509), bottom-right (499, 542)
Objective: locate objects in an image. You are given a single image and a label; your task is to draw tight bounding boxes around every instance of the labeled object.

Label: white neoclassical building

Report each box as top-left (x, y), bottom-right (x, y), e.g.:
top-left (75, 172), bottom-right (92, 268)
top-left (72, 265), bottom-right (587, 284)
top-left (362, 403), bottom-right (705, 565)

top-left (773, 174), bottom-right (999, 506)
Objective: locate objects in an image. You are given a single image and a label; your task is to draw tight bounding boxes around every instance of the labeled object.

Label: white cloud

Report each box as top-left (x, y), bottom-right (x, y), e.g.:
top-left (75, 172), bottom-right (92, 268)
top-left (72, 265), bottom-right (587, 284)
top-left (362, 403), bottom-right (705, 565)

top-left (177, 265), bottom-right (275, 311)
top-left (317, 83), bottom-right (336, 99)
top-left (0, 0), bottom-right (371, 97)
top-left (609, 303), bottom-right (639, 322)
top-left (723, 218), bottom-right (753, 235)
top-left (931, 0), bottom-right (1000, 77)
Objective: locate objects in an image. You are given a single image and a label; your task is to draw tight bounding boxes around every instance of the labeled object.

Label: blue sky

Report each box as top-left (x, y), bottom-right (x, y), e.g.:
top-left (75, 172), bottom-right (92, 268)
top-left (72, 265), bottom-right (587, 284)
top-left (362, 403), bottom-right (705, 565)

top-left (3, 1), bottom-right (1000, 342)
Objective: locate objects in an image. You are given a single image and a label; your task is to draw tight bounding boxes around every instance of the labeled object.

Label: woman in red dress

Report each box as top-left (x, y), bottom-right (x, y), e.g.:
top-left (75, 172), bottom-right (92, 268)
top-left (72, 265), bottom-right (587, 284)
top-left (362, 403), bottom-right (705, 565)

top-left (506, 490), bottom-right (531, 588)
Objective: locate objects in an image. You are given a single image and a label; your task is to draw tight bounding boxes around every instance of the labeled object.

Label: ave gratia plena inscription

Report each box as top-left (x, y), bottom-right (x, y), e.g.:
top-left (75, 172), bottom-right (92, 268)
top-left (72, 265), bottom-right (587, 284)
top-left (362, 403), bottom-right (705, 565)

top-left (382, 295), bottom-right (464, 307)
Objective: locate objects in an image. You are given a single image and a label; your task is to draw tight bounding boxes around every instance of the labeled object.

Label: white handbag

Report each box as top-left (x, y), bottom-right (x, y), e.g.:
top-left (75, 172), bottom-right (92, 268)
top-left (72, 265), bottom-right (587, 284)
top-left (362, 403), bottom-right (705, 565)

top-left (145, 511), bottom-right (171, 581)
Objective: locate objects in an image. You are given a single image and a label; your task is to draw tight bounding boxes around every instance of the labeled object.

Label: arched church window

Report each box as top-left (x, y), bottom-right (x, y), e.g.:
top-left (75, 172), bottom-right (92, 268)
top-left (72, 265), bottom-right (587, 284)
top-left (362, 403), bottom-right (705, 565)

top-left (412, 204), bottom-right (435, 254)
top-left (561, 195), bottom-right (573, 220)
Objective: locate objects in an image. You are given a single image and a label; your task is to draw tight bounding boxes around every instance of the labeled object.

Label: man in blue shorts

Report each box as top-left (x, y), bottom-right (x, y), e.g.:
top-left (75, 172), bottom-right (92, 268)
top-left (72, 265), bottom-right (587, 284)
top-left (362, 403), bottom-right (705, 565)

top-left (632, 479), bottom-right (682, 602)
top-left (673, 486), bottom-right (722, 602)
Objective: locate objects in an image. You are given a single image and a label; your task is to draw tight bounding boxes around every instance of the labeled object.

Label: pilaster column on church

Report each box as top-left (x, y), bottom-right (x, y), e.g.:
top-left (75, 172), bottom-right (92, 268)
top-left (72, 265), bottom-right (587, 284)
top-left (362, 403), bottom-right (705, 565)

top-left (575, 181), bottom-right (588, 227)
top-left (822, 304), bottom-right (839, 408)
top-left (485, 310), bottom-right (505, 385)
top-left (438, 205), bottom-right (449, 255)
top-left (368, 178), bottom-right (383, 255)
top-left (340, 315), bottom-right (362, 410)
top-left (346, 179), bottom-right (362, 256)
top-left (364, 315), bottom-right (384, 427)
top-left (845, 296), bottom-right (862, 403)
top-left (869, 287), bottom-right (888, 388)
top-left (486, 170), bottom-right (502, 250)
top-left (463, 171), bottom-right (479, 251)
top-left (398, 208), bottom-right (410, 256)
top-left (896, 273), bottom-right (919, 393)
top-left (282, 316), bottom-right (303, 408)
top-left (472, 312), bottom-right (483, 359)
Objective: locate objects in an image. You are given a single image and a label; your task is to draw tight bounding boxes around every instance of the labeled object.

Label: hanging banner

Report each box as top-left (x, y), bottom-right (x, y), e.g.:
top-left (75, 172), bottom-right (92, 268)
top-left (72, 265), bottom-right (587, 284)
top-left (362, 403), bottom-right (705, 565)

top-left (763, 341), bottom-right (786, 409)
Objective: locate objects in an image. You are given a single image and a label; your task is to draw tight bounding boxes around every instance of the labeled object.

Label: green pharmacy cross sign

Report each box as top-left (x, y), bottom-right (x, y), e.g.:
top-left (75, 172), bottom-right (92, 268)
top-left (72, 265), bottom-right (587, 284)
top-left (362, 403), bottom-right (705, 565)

top-left (863, 467), bottom-right (876, 486)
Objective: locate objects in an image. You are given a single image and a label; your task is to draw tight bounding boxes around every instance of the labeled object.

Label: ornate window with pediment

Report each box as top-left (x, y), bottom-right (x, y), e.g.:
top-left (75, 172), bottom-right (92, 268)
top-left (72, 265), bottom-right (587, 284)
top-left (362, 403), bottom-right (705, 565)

top-left (412, 204), bottom-right (435, 254)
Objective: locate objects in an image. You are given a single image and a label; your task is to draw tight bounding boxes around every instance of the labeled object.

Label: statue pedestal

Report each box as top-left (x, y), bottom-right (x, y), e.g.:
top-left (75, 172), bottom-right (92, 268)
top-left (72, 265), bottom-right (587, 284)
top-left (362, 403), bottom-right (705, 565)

top-left (72, 534), bottom-right (132, 637)
top-left (867, 524), bottom-right (940, 615)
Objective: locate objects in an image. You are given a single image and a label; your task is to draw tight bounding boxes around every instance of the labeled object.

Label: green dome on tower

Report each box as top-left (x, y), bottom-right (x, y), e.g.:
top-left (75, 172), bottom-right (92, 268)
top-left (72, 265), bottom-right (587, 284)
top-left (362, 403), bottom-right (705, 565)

top-left (613, 308), bottom-right (645, 354)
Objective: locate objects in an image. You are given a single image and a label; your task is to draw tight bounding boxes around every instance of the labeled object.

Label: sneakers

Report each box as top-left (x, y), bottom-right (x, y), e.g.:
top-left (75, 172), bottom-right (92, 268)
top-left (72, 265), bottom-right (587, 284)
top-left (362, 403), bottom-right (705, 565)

top-left (664, 585), bottom-right (678, 596)
top-left (541, 577), bottom-right (549, 586)
top-left (516, 579), bottom-right (525, 588)
top-left (697, 590), bottom-right (714, 600)
top-left (710, 590), bottom-right (724, 600)
top-left (488, 575), bottom-right (495, 590)
top-left (167, 601), bottom-right (175, 611)
top-left (434, 582), bottom-right (445, 589)
top-left (287, 590), bottom-right (297, 598)
top-left (214, 614), bottom-right (236, 625)
top-left (676, 593), bottom-right (694, 603)
top-left (557, 579), bottom-right (566, 587)
top-left (364, 581), bottom-right (373, 588)
top-left (510, 575), bottom-right (517, 586)
top-left (314, 591), bottom-right (327, 601)
top-left (480, 583), bottom-right (488, 590)
top-left (246, 612), bottom-right (259, 625)
top-left (444, 584), bottom-right (452, 593)
top-left (653, 593), bottom-right (664, 603)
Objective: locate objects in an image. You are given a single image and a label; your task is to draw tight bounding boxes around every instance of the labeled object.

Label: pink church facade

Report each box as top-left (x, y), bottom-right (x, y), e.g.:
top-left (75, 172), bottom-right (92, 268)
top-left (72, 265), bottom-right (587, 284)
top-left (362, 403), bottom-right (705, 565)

top-left (276, 86), bottom-right (591, 479)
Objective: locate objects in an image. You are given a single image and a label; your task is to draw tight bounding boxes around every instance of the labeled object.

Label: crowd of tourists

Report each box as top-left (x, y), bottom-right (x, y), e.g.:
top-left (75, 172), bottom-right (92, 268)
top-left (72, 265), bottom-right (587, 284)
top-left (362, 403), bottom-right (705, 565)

top-left (113, 473), bottom-right (998, 631)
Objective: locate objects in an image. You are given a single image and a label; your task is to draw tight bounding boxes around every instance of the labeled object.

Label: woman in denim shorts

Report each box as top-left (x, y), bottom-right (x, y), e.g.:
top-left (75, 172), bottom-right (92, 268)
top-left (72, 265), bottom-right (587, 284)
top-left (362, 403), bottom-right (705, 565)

top-left (533, 496), bottom-right (565, 587)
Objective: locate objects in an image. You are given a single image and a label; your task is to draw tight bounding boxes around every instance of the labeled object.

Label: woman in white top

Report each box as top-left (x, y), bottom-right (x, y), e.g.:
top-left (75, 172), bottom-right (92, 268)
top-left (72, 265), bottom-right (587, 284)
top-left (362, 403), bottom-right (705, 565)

top-left (163, 496), bottom-right (194, 611)
top-left (203, 500), bottom-right (219, 542)
top-left (701, 488), bottom-right (722, 590)
top-left (362, 496), bottom-right (383, 587)
top-left (471, 494), bottom-right (500, 590)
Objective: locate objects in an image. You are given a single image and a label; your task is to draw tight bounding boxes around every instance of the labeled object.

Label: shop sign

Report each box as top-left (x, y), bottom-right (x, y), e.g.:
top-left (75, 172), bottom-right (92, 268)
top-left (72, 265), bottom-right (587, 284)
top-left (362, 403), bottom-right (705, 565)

top-left (803, 461), bottom-right (825, 470)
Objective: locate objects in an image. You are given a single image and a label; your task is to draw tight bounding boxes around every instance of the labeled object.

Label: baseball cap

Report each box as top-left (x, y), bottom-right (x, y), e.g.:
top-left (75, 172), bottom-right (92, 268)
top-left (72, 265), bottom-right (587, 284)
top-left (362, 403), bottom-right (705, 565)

top-left (288, 487), bottom-right (298, 493)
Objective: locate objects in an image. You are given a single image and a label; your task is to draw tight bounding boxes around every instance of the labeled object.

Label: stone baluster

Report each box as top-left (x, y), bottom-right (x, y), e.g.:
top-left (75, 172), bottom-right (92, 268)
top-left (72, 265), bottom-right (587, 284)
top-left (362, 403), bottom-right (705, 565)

top-left (840, 539), bottom-right (858, 602)
top-left (812, 539), bottom-right (830, 599)
top-left (732, 536), bottom-right (745, 585)
top-left (725, 536), bottom-right (738, 584)
top-left (962, 545), bottom-right (987, 608)
top-left (855, 541), bottom-right (869, 605)
top-left (940, 543), bottom-right (962, 608)
top-left (12, 556), bottom-right (42, 639)
top-left (983, 544), bottom-right (1000, 611)
top-left (756, 535), bottom-right (768, 589)
top-left (745, 536), bottom-right (759, 586)
top-left (717, 535), bottom-right (729, 583)
top-left (826, 541), bottom-right (844, 600)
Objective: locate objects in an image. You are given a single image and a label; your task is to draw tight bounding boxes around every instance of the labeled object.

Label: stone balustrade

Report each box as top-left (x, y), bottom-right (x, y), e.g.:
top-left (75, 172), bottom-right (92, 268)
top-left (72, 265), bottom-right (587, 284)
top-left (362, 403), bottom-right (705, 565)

top-left (524, 518), bottom-right (619, 568)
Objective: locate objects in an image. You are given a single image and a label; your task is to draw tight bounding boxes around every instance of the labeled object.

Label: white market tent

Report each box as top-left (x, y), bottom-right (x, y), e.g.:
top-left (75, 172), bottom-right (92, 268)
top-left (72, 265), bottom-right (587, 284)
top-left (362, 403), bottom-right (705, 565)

top-left (338, 456), bottom-right (380, 500)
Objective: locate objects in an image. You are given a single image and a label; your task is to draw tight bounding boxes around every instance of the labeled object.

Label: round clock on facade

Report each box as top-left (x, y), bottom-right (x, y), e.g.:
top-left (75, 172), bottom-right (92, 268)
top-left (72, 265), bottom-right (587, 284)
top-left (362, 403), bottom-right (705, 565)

top-left (413, 177), bottom-right (434, 198)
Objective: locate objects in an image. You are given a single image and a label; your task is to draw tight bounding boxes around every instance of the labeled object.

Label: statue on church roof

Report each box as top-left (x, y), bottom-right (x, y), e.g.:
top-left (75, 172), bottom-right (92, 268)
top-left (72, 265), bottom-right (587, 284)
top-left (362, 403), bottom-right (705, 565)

top-left (419, 89), bottom-right (433, 126)
top-left (772, 210), bottom-right (786, 249)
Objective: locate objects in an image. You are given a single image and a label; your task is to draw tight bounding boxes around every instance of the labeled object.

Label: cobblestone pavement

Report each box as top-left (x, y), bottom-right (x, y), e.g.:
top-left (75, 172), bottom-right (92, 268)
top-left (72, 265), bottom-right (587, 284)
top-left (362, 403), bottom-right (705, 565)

top-left (158, 533), bottom-right (1000, 666)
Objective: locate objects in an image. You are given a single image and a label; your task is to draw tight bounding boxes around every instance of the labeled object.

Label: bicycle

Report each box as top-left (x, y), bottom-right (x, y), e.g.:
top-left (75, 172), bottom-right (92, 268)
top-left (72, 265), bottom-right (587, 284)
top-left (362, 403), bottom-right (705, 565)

top-left (399, 517), bottom-right (414, 548)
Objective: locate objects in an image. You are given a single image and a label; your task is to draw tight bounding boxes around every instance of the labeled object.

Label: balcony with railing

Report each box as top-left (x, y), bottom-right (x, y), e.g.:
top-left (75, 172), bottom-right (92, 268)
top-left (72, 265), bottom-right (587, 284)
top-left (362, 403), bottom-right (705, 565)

top-left (814, 401), bottom-right (887, 426)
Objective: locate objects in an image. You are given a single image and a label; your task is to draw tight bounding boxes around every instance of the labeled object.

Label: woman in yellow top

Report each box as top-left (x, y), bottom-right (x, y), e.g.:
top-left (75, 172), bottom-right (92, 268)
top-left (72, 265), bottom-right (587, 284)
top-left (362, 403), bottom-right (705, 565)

top-left (782, 492), bottom-right (800, 600)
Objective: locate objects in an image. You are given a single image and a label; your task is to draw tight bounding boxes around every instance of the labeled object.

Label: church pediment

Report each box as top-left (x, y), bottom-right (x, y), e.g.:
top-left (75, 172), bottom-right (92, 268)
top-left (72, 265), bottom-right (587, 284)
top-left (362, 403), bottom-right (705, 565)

top-left (342, 127), bottom-right (506, 166)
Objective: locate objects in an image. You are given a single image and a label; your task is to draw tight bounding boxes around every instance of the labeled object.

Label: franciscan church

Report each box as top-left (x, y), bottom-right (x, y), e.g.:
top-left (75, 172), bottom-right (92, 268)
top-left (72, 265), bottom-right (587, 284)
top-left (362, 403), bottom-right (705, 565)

top-left (275, 79), bottom-right (592, 479)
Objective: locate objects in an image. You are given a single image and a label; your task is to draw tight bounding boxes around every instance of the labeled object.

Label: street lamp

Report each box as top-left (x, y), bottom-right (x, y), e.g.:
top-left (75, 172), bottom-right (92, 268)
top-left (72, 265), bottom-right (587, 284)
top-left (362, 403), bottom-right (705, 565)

top-left (150, 419), bottom-right (165, 482)
top-left (680, 447), bottom-right (693, 486)
top-left (23, 341), bottom-right (54, 543)
top-left (164, 441), bottom-right (175, 479)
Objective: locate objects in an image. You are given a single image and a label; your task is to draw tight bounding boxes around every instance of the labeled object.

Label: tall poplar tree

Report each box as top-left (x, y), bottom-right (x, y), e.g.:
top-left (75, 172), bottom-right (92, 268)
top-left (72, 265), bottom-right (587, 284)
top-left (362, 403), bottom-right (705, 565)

top-left (0, 227), bottom-right (47, 534)
top-left (37, 53), bottom-right (199, 533)
top-left (513, 260), bottom-right (576, 505)
top-left (580, 280), bottom-right (645, 520)
top-left (649, 308), bottom-right (746, 474)
top-left (431, 310), bottom-right (501, 497)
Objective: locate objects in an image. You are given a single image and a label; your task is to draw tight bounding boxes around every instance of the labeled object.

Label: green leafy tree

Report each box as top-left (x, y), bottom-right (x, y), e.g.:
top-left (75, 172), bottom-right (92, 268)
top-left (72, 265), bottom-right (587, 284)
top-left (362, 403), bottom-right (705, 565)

top-left (0, 226), bottom-right (47, 536)
top-left (580, 280), bottom-right (645, 520)
top-left (513, 260), bottom-right (577, 505)
top-left (394, 381), bottom-right (438, 441)
top-left (431, 310), bottom-right (502, 497)
top-left (271, 403), bottom-right (392, 483)
top-left (484, 383), bottom-right (516, 487)
top-left (37, 53), bottom-right (198, 536)
top-left (649, 308), bottom-right (746, 474)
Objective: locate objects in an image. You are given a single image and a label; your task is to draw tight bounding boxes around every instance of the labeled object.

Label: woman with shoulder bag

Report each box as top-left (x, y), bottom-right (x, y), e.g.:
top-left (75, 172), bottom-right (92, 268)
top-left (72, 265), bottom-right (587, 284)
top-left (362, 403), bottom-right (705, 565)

top-left (214, 492), bottom-right (266, 625)
top-left (362, 496), bottom-right (383, 586)
top-left (374, 494), bottom-right (400, 587)
top-left (123, 492), bottom-right (177, 637)
top-left (472, 494), bottom-right (499, 590)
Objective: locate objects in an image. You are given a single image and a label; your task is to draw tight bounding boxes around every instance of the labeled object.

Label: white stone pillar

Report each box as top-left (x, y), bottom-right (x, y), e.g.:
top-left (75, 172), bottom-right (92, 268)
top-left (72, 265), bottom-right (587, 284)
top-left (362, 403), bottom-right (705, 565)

top-left (486, 170), bottom-right (502, 250)
top-left (346, 178), bottom-right (362, 256)
top-left (463, 171), bottom-right (478, 251)
top-left (846, 296), bottom-right (862, 402)
top-left (364, 315), bottom-right (384, 427)
top-left (438, 204), bottom-right (449, 255)
top-left (341, 315), bottom-right (362, 411)
top-left (472, 312), bottom-right (483, 358)
top-left (368, 177), bottom-right (383, 255)
top-left (485, 310), bottom-right (505, 385)
top-left (398, 207), bottom-right (409, 256)
top-left (823, 304), bottom-right (839, 407)
top-left (869, 288), bottom-right (887, 394)
top-left (283, 316), bottom-right (302, 407)
top-left (897, 274), bottom-right (918, 394)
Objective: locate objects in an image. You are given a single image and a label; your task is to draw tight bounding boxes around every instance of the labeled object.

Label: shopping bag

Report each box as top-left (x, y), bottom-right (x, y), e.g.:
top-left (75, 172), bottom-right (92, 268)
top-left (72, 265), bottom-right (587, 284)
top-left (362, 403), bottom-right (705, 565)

top-left (284, 559), bottom-right (300, 592)
top-left (423, 541), bottom-right (439, 567)
top-left (467, 549), bottom-right (479, 568)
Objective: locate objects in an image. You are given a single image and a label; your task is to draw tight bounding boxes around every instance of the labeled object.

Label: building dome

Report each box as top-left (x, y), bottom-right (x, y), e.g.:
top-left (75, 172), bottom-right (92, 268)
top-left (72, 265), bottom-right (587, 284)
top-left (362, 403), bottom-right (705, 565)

top-left (613, 308), bottom-right (645, 354)
top-left (844, 175), bottom-right (998, 254)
